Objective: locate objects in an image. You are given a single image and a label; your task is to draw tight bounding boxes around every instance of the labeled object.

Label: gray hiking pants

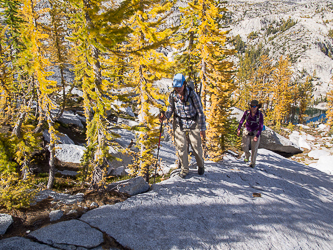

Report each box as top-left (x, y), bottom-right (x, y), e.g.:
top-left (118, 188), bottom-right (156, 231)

top-left (242, 129), bottom-right (260, 167)
top-left (174, 120), bottom-right (204, 174)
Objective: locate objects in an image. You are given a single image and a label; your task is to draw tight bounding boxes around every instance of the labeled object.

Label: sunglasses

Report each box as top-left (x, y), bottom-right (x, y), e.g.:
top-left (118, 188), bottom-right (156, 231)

top-left (251, 105), bottom-right (257, 108)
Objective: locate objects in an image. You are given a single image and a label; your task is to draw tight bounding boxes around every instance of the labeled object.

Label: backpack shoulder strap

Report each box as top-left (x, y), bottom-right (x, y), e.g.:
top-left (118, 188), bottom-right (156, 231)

top-left (186, 86), bottom-right (193, 103)
top-left (245, 110), bottom-right (250, 121)
top-left (256, 110), bottom-right (261, 124)
top-left (243, 110), bottom-right (250, 126)
top-left (170, 90), bottom-right (176, 110)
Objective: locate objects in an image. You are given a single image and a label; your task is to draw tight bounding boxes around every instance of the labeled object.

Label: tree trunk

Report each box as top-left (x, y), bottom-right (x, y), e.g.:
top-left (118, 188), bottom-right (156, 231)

top-left (91, 129), bottom-right (105, 188)
top-left (33, 103), bottom-right (44, 133)
top-left (21, 161), bottom-right (29, 180)
top-left (47, 118), bottom-right (56, 189)
top-left (83, 0), bottom-right (106, 188)
top-left (139, 65), bottom-right (149, 182)
top-left (12, 100), bottom-right (30, 139)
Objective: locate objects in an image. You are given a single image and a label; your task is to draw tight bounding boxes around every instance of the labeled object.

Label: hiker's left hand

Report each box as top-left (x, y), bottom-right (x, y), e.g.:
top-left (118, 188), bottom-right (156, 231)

top-left (200, 131), bottom-right (206, 140)
top-left (254, 136), bottom-right (258, 142)
top-left (159, 113), bottom-right (166, 122)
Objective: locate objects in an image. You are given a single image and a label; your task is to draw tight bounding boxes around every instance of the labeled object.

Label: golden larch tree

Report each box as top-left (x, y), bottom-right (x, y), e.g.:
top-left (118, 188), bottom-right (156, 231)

top-left (268, 56), bottom-right (293, 128)
top-left (124, 0), bottom-right (174, 181)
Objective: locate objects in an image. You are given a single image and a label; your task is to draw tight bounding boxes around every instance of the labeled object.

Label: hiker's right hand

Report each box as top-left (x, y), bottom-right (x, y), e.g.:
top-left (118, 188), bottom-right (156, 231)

top-left (237, 129), bottom-right (240, 136)
top-left (159, 113), bottom-right (166, 122)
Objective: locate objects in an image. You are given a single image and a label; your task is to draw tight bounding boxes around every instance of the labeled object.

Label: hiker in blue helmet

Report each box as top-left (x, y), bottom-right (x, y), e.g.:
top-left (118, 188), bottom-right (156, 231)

top-left (159, 73), bottom-right (206, 178)
top-left (237, 100), bottom-right (264, 168)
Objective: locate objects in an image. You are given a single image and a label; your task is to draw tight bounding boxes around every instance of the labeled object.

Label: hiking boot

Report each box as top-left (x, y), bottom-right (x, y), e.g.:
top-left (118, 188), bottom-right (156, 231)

top-left (244, 158), bottom-right (249, 163)
top-left (198, 167), bottom-right (204, 175)
top-left (249, 164), bottom-right (254, 168)
top-left (179, 171), bottom-right (188, 178)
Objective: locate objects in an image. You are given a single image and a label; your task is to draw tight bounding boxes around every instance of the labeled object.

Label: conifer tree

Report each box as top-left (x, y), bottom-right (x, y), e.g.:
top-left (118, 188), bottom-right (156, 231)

top-left (181, 0), bottom-right (235, 160)
top-left (0, 0), bottom-right (24, 60)
top-left (68, 0), bottom-right (112, 188)
top-left (326, 76), bottom-right (333, 130)
top-left (0, 4), bottom-right (38, 208)
top-left (173, 2), bottom-right (200, 88)
top-left (68, 0), bottom-right (149, 188)
top-left (0, 24), bottom-right (13, 124)
top-left (298, 75), bottom-right (314, 124)
top-left (235, 53), bottom-right (254, 110)
top-left (0, 134), bottom-right (37, 209)
top-left (124, 0), bottom-right (174, 181)
top-left (0, 0), bottom-right (24, 125)
top-left (268, 56), bottom-right (293, 128)
top-left (251, 55), bottom-right (273, 111)
top-left (35, 0), bottom-right (70, 132)
top-left (289, 77), bottom-right (300, 124)
top-left (14, 0), bottom-right (57, 183)
top-left (0, 17), bottom-right (40, 204)
top-left (234, 44), bottom-right (269, 111)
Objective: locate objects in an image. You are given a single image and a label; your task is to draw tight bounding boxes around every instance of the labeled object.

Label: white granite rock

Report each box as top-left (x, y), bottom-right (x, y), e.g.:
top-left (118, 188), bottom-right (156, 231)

top-left (297, 124), bottom-right (310, 129)
top-left (52, 110), bottom-right (85, 128)
top-left (116, 176), bottom-right (150, 195)
top-left (228, 0), bottom-right (333, 99)
top-left (90, 202), bottom-right (99, 208)
top-left (260, 127), bottom-right (303, 154)
top-left (107, 176), bottom-right (150, 196)
top-left (109, 166), bottom-right (128, 177)
top-left (289, 131), bottom-right (312, 150)
top-left (111, 100), bottom-right (135, 117)
top-left (43, 130), bottom-right (74, 144)
top-left (52, 144), bottom-right (85, 163)
top-left (158, 165), bottom-right (172, 175)
top-left (29, 220), bottom-right (104, 249)
top-left (313, 102), bottom-right (327, 110)
top-left (230, 106), bottom-right (244, 121)
top-left (66, 210), bottom-right (77, 215)
top-left (299, 136), bottom-right (311, 150)
top-left (0, 237), bottom-right (57, 249)
top-left (56, 169), bottom-right (78, 176)
top-left (34, 190), bottom-right (84, 205)
top-left (80, 149), bottom-right (333, 250)
top-left (49, 210), bottom-right (64, 222)
top-left (310, 155), bottom-right (333, 175)
top-left (0, 213), bottom-right (13, 235)
top-left (306, 134), bottom-right (316, 141)
top-left (308, 150), bottom-right (330, 159)
top-left (289, 131), bottom-right (300, 146)
top-left (318, 124), bottom-right (329, 131)
top-left (107, 148), bottom-right (133, 176)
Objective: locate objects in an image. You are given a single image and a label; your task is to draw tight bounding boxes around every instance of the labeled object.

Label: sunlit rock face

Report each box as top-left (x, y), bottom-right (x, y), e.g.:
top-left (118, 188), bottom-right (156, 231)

top-left (228, 0), bottom-right (333, 99)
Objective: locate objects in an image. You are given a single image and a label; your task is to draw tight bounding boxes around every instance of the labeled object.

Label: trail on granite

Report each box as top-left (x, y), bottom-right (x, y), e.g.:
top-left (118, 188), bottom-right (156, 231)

top-left (79, 149), bottom-right (333, 250)
top-left (1, 148), bottom-right (333, 250)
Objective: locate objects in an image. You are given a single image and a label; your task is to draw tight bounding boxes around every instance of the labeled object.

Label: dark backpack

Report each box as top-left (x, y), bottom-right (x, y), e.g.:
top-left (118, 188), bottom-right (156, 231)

top-left (171, 81), bottom-right (201, 121)
top-left (245, 110), bottom-right (261, 125)
top-left (244, 110), bottom-right (266, 131)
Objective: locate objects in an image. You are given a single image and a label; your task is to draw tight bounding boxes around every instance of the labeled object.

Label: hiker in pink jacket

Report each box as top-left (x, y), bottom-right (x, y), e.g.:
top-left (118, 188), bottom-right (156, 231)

top-left (237, 100), bottom-right (264, 168)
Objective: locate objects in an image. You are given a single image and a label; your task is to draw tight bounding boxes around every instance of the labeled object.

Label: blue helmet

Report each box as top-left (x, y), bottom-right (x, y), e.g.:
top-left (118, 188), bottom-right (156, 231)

top-left (173, 73), bottom-right (185, 88)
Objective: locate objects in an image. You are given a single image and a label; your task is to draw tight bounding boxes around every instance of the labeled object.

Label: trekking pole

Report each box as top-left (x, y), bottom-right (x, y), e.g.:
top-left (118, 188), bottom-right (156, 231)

top-left (154, 119), bottom-right (164, 184)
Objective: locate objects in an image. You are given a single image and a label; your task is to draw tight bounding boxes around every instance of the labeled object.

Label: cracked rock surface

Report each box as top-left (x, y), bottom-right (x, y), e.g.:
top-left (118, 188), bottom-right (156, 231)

top-left (29, 219), bottom-right (104, 249)
top-left (1, 149), bottom-right (333, 249)
top-left (80, 149), bottom-right (333, 250)
top-left (0, 237), bottom-right (57, 249)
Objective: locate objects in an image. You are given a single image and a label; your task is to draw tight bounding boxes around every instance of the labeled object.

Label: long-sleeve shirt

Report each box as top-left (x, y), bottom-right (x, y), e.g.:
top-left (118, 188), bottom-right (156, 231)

top-left (238, 110), bottom-right (264, 137)
top-left (165, 87), bottom-right (206, 131)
